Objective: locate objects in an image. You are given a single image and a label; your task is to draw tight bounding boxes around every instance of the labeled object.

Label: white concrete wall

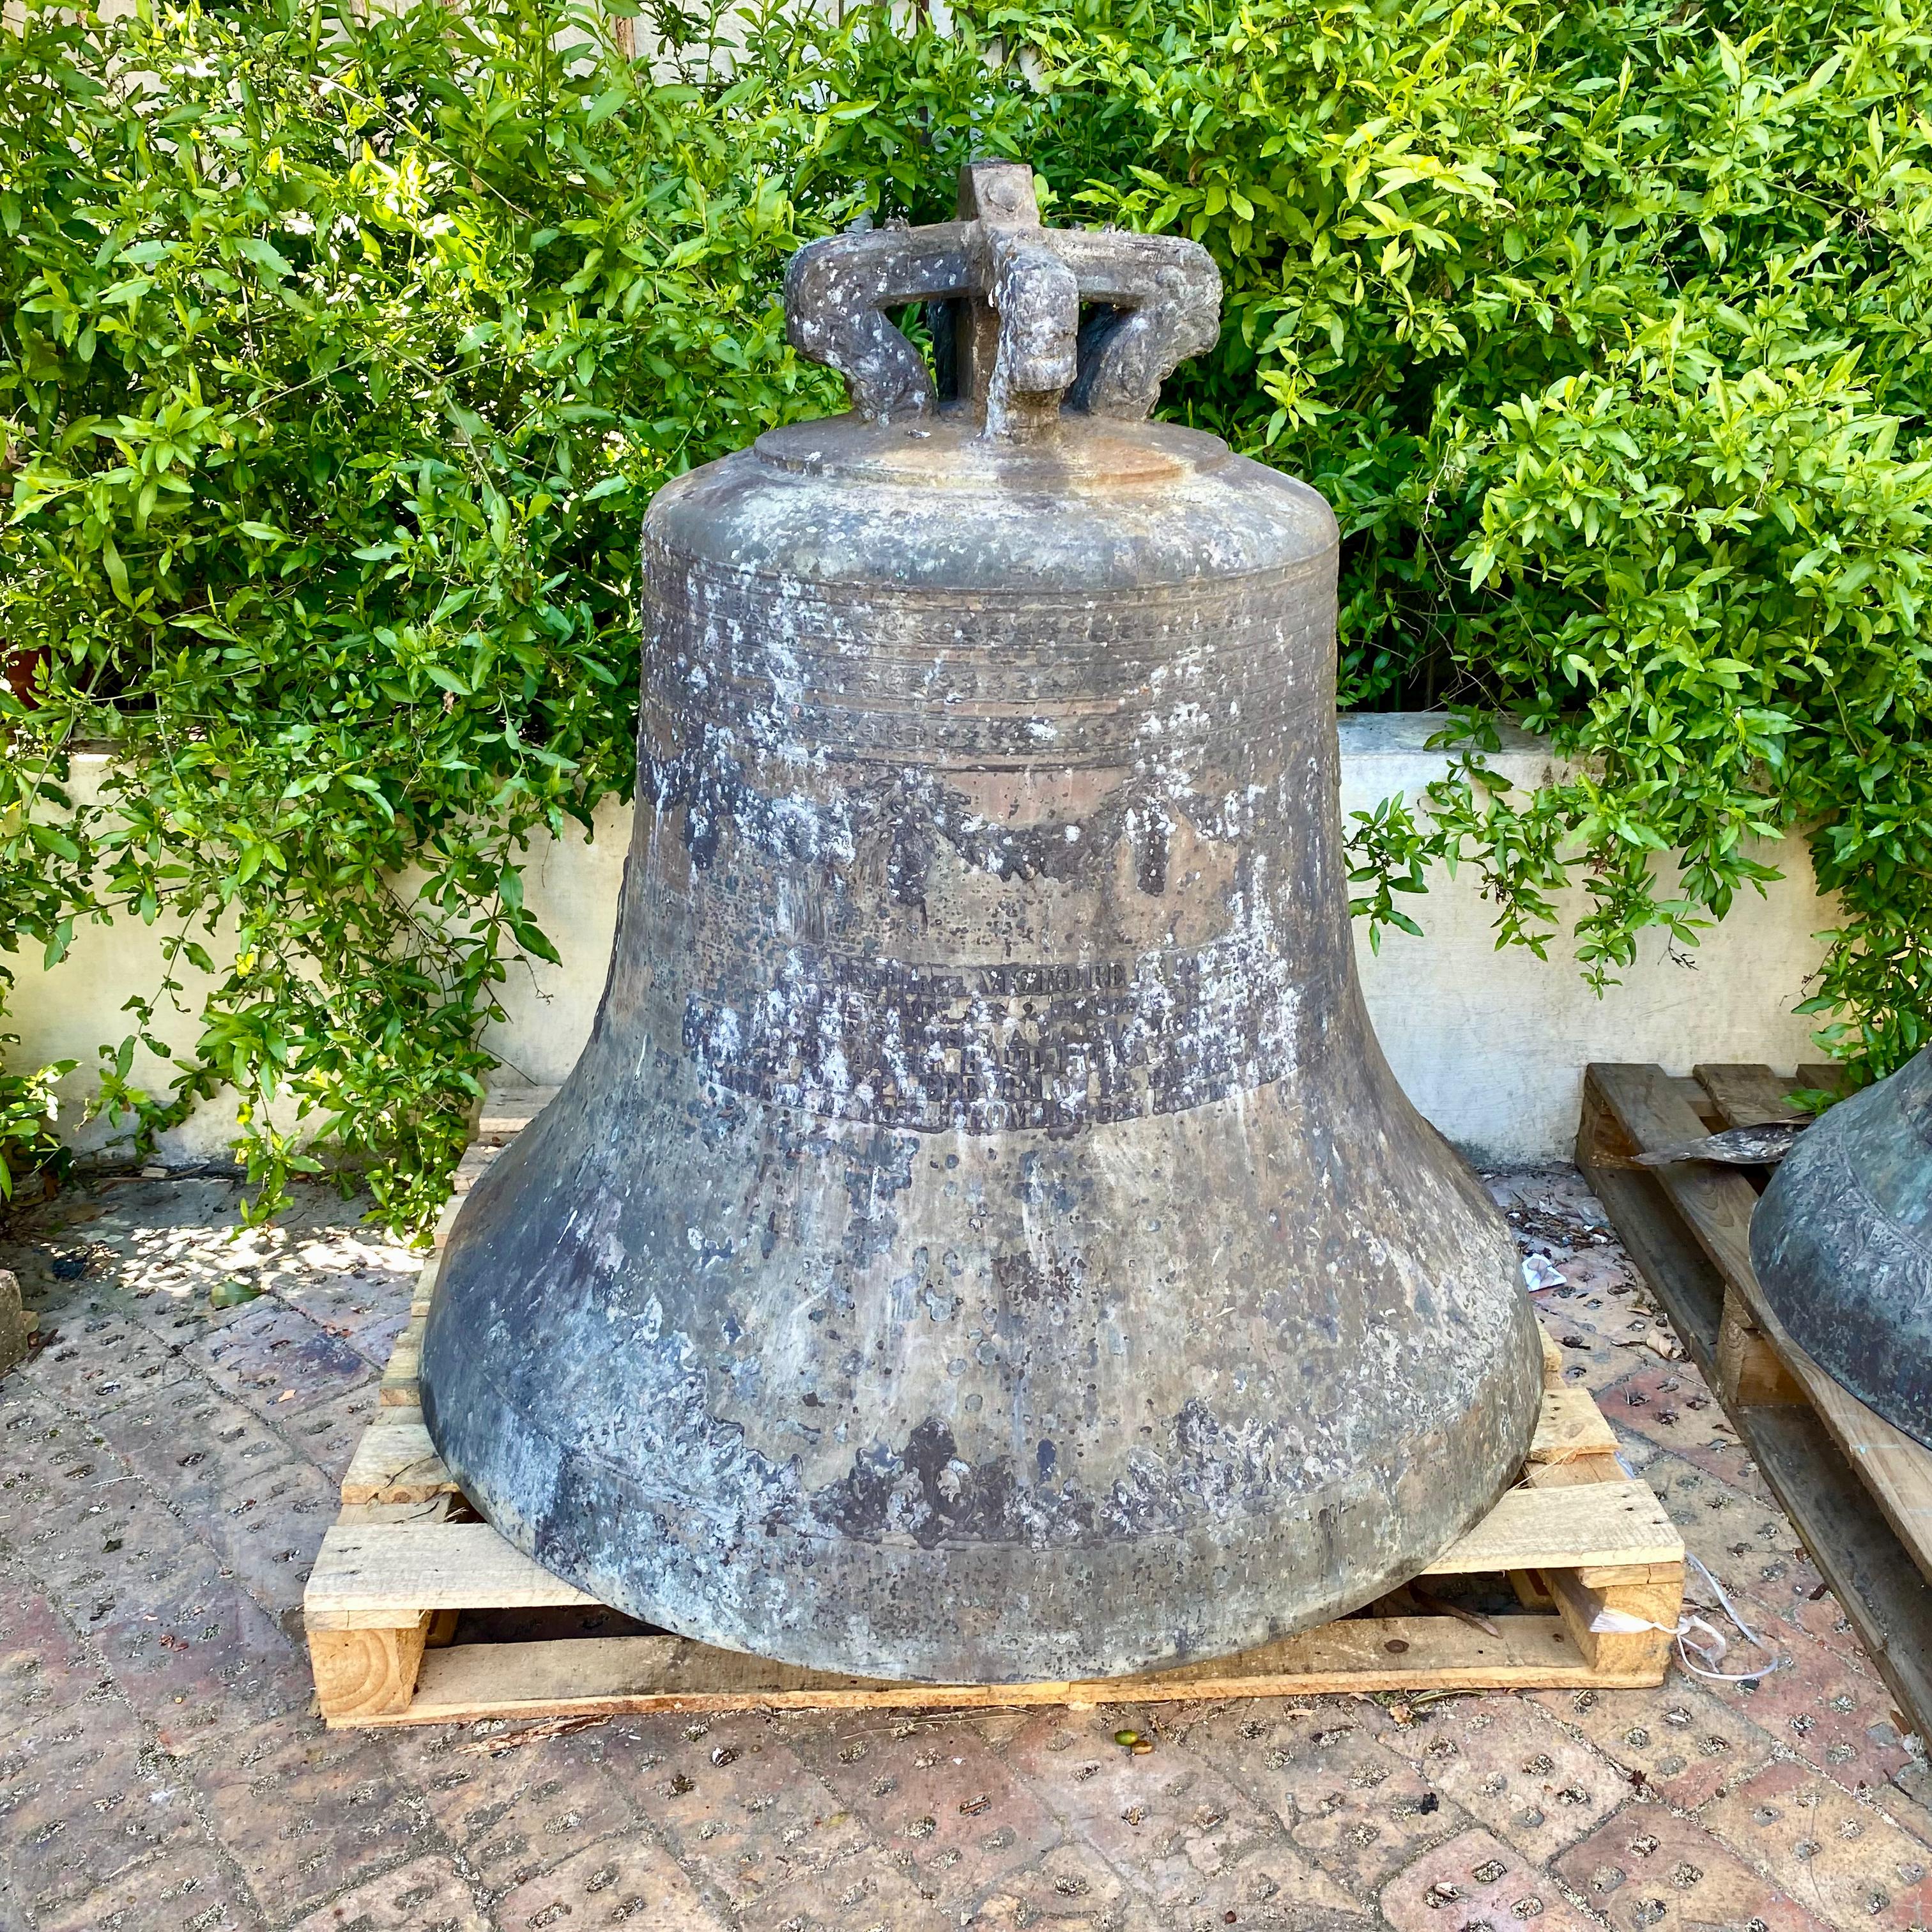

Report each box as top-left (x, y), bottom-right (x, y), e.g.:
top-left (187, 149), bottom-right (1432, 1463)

top-left (1337, 716), bottom-right (1830, 1160)
top-left (11, 717), bottom-right (1833, 1168)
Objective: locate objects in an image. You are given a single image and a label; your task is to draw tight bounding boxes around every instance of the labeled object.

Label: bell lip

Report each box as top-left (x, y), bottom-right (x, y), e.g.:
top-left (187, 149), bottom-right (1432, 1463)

top-left (422, 1353), bottom-right (1542, 1685)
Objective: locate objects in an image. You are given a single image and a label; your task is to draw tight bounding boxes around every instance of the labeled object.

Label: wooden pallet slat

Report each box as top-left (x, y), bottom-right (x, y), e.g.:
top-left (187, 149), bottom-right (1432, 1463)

top-left (366, 1609), bottom-right (1657, 1731)
top-left (340, 1415), bottom-right (457, 1507)
top-left (304, 1085), bottom-right (1686, 1728)
top-left (1714, 1288), bottom-right (1806, 1409)
top-left (477, 1085), bottom-right (558, 1140)
top-left (307, 1469), bottom-right (1682, 1641)
top-left (1767, 1314), bottom-right (1932, 1565)
top-left (1425, 1480), bottom-right (1679, 1580)
top-left (379, 1312), bottom-right (424, 1408)
top-left (1530, 1379), bottom-right (1622, 1465)
top-left (1577, 1059), bottom-right (1932, 1747)
top-left (308, 1521), bottom-right (603, 1629)
top-left (1690, 1062), bottom-right (1807, 1130)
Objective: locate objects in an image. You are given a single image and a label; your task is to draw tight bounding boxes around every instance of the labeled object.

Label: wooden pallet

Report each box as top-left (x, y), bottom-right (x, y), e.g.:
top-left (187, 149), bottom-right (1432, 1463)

top-left (304, 1091), bottom-right (1685, 1729)
top-left (1577, 1062), bottom-right (1932, 1744)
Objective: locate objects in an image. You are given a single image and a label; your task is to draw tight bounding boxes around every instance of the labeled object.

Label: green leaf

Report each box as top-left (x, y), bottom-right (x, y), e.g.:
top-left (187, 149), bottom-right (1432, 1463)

top-left (236, 236), bottom-right (294, 280)
top-left (99, 533), bottom-right (130, 604)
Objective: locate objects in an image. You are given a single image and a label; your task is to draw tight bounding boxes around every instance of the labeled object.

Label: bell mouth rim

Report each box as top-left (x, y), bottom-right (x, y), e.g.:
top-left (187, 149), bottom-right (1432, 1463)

top-left (752, 408), bottom-right (1234, 491)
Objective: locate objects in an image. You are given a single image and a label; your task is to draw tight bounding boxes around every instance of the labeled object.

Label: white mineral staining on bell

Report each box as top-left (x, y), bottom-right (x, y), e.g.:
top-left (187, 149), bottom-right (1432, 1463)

top-left (703, 1005), bottom-right (742, 1062)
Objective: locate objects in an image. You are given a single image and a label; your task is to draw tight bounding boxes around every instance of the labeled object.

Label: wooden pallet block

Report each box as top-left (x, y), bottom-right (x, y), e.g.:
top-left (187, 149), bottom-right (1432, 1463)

top-left (307, 1086), bottom-right (1684, 1728)
top-left (1577, 1061), bottom-right (1932, 1743)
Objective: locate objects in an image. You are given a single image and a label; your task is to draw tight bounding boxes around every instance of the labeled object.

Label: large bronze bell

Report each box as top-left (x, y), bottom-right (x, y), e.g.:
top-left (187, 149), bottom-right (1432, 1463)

top-left (420, 162), bottom-right (1543, 1683)
top-left (1752, 1045), bottom-right (1932, 1445)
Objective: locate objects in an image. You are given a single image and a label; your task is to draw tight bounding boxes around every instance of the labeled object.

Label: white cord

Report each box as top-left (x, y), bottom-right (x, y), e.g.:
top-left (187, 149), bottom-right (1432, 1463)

top-left (1675, 1551), bottom-right (1790, 1682)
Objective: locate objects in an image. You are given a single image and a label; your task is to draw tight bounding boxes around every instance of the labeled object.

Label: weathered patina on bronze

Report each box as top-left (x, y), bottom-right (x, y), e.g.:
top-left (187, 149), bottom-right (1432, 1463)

top-left (1752, 1046), bottom-right (1932, 1447)
top-left (420, 162), bottom-right (1544, 1683)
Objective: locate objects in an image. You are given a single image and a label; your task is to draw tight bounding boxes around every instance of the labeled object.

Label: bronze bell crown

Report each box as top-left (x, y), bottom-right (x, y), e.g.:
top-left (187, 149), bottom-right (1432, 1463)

top-left (419, 159), bottom-right (1544, 1683)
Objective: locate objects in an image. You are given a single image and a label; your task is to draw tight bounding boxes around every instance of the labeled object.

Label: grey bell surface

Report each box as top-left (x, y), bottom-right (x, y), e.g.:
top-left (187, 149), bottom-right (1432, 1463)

top-left (419, 161), bottom-right (1544, 1683)
top-left (1751, 1045), bottom-right (1932, 1446)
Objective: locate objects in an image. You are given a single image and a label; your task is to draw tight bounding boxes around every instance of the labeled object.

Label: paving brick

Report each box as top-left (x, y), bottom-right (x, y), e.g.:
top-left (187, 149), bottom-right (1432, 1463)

top-left (1530, 1249), bottom-right (1676, 1379)
top-left (341, 1308), bottom-right (413, 1374)
top-left (6, 1742), bottom-right (203, 1917)
top-left (282, 1850), bottom-right (491, 1931)
top-left (198, 1715), bottom-right (431, 1923)
top-left (27, 1433), bottom-right (336, 1625)
top-left (1375, 1692), bottom-right (1632, 1862)
top-left (1534, 1295), bottom-right (1647, 1397)
top-left (91, 1377), bottom-right (304, 1525)
top-left (187, 1298), bottom-right (374, 1421)
top-left (965, 1843), bottom-right (1162, 1932)
top-left (1556, 1800), bottom-right (1834, 1932)
top-left (491, 1832), bottom-right (731, 1931)
top-left (0, 1404), bottom-right (125, 1535)
top-left (730, 1832), bottom-right (957, 1932)
top-left (116, 1298), bottom-right (241, 1356)
top-left (69, 1517), bottom-right (310, 1742)
top-left (1706, 1620), bottom-right (1916, 1791)
top-left (997, 1705), bottom-right (1361, 1919)
top-left (273, 1383), bottom-right (385, 1488)
top-left (8, 1470), bottom-right (164, 1627)
top-left (0, 1551), bottom-right (89, 1673)
top-left (1703, 1758), bottom-right (1932, 1929)
top-left (1130, 1704), bottom-right (1453, 1904)
top-left (263, 1238), bottom-right (417, 1348)
top-left (1600, 1360), bottom-right (1773, 1492)
top-left (1724, 1540), bottom-right (1859, 1643)
top-left (2, 1679), bottom-right (210, 1922)
top-left (630, 1717), bottom-right (862, 1915)
top-left (0, 1376), bottom-right (72, 1487)
top-left (21, 1305), bottom-right (199, 1417)
top-left (32, 1842), bottom-right (266, 1932)
top-left (1533, 1678), bottom-right (1777, 1808)
top-left (385, 1728), bottom-right (638, 1894)
top-left (0, 1876), bottom-right (33, 1932)
top-left (1138, 1833), bottom-right (1381, 1931)
top-left (1379, 1823), bottom-right (1600, 1932)
top-left (788, 1708), bottom-right (1061, 1915)
top-left (1639, 1447), bottom-right (1809, 1593)
top-left (207, 1455), bottom-right (343, 1613)
top-left (1647, 1503), bottom-right (1870, 1666)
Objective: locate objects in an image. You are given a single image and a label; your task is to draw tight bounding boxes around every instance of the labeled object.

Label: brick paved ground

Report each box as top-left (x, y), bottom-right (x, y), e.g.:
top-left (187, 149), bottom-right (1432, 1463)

top-left (3, 1168), bottom-right (1929, 1932)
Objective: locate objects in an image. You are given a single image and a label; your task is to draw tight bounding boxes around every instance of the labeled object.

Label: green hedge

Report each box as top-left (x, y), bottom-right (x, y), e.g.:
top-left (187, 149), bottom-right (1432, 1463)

top-left (2, 0), bottom-right (1927, 1225)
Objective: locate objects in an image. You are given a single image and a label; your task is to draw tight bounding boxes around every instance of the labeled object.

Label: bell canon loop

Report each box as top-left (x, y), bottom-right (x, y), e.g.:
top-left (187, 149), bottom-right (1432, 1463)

top-left (420, 161), bottom-right (1544, 1683)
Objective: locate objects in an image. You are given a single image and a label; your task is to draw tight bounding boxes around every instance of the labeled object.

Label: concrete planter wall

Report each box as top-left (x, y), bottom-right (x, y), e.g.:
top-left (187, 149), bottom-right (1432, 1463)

top-left (12, 716), bottom-right (1832, 1168)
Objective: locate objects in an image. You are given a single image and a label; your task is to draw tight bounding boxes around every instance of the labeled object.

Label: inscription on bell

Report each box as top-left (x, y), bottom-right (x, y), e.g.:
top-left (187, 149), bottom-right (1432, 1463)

top-left (680, 931), bottom-right (1305, 1132)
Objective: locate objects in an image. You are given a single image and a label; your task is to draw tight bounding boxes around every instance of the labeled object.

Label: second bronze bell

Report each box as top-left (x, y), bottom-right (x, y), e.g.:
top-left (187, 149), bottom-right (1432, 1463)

top-left (419, 162), bottom-right (1544, 1683)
